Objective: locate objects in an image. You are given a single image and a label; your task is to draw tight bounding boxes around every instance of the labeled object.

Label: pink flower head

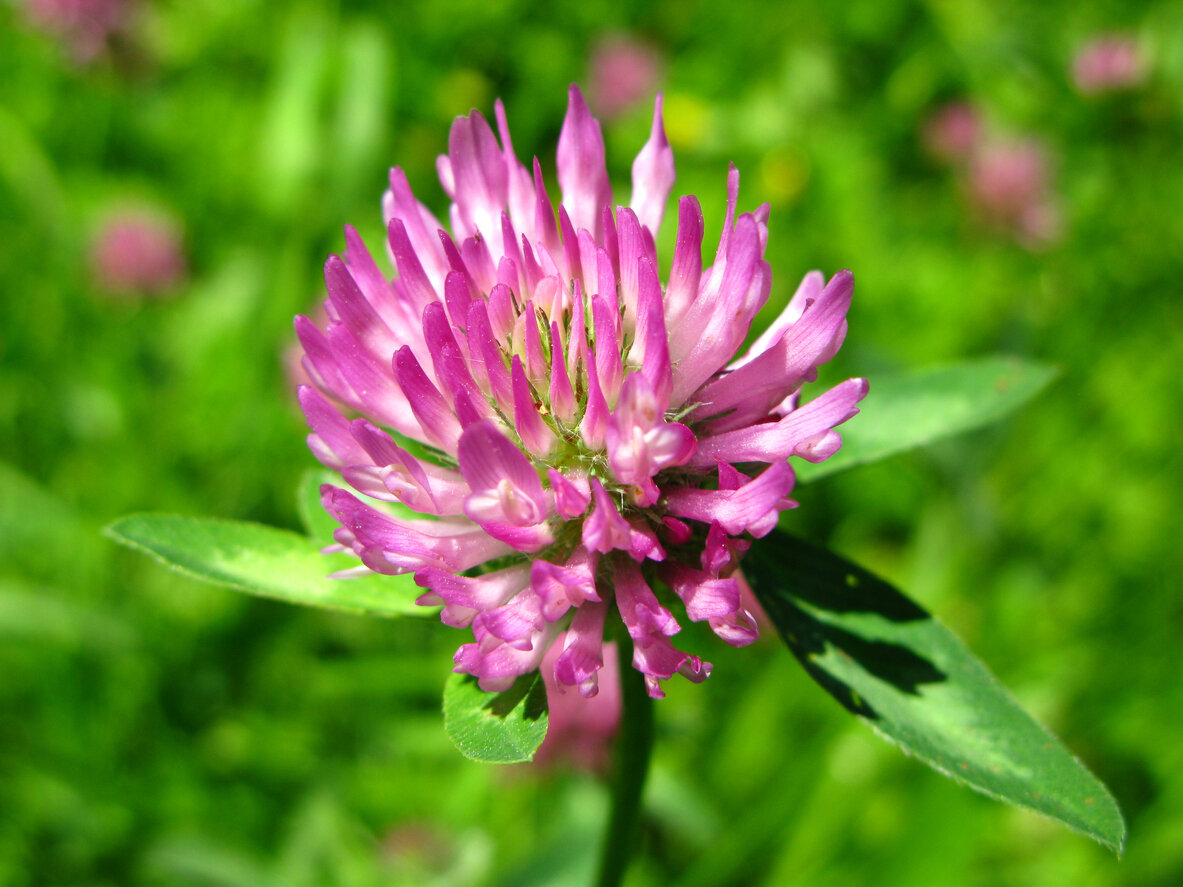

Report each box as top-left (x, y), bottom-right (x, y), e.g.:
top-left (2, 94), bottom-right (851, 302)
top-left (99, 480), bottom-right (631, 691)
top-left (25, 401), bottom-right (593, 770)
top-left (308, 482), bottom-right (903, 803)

top-left (1073, 34), bottom-right (1147, 95)
top-left (589, 35), bottom-right (664, 120)
top-left (90, 208), bottom-right (186, 297)
top-left (23, 0), bottom-right (132, 62)
top-left (968, 138), bottom-right (1061, 247)
top-left (922, 102), bottom-right (982, 165)
top-left (297, 86), bottom-right (866, 699)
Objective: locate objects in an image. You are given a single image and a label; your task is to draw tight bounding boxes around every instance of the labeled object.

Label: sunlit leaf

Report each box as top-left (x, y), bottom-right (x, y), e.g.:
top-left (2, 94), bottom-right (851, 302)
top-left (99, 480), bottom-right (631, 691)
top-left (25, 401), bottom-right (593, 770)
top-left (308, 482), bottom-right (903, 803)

top-left (443, 671), bottom-right (549, 764)
top-left (797, 356), bottom-right (1056, 481)
top-left (106, 514), bottom-right (422, 617)
top-left (746, 531), bottom-right (1125, 852)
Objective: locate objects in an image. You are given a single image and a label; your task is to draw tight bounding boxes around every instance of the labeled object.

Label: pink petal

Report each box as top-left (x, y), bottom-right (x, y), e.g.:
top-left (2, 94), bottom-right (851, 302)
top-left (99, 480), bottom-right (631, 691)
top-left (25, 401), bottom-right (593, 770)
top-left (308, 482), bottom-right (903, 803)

top-left (630, 94), bottom-right (676, 236)
top-left (457, 419), bottom-right (548, 525)
top-left (663, 461), bottom-right (795, 535)
top-left (392, 345), bottom-right (463, 452)
top-left (531, 546), bottom-right (600, 621)
top-left (511, 356), bottom-right (556, 456)
top-left (694, 270), bottom-right (853, 432)
top-left (547, 469), bottom-right (591, 520)
top-left (692, 377), bottom-right (868, 466)
top-left (664, 196), bottom-right (704, 326)
top-left (557, 84), bottom-right (613, 237)
top-left (554, 599), bottom-right (609, 696)
top-left (581, 478), bottom-right (632, 554)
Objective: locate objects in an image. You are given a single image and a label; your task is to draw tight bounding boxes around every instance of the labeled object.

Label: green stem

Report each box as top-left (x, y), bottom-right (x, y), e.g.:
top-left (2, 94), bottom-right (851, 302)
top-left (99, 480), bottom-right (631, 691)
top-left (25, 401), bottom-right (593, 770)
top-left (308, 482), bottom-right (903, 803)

top-left (595, 642), bottom-right (654, 887)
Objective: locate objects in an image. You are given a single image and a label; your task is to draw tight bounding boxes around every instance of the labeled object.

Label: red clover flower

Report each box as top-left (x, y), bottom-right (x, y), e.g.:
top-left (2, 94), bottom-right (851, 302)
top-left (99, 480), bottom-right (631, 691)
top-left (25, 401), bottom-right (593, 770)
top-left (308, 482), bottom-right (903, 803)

top-left (296, 86), bottom-right (866, 700)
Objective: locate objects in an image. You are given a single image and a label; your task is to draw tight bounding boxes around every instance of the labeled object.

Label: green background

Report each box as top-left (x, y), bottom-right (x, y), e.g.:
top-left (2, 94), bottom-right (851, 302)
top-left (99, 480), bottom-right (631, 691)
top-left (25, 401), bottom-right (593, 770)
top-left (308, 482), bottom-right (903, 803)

top-left (2, 0), bottom-right (1181, 884)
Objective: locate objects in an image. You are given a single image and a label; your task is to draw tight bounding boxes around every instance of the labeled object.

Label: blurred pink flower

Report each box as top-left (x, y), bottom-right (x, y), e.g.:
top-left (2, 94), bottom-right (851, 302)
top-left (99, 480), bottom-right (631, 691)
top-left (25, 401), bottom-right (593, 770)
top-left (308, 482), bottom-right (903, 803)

top-left (533, 636), bottom-right (622, 772)
top-left (1073, 34), bottom-right (1146, 95)
top-left (922, 102), bottom-right (982, 165)
top-left (297, 86), bottom-right (864, 700)
top-left (968, 139), bottom-right (1061, 247)
top-left (90, 209), bottom-right (186, 296)
top-left (23, 0), bottom-right (132, 62)
top-left (589, 36), bottom-right (664, 119)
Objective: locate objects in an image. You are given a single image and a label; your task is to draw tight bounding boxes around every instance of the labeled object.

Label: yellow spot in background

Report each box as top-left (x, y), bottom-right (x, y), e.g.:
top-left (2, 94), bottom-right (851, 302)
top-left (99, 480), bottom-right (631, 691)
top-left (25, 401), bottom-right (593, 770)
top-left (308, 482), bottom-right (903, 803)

top-left (434, 70), bottom-right (491, 120)
top-left (662, 93), bottom-right (712, 151)
top-left (761, 145), bottom-right (810, 206)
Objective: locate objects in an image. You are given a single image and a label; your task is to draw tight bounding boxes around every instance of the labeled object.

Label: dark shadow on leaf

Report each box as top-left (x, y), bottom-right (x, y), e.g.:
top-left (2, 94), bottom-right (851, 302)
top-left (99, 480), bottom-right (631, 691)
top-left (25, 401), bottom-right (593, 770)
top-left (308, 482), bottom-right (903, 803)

top-left (762, 594), bottom-right (946, 719)
top-left (747, 532), bottom-right (946, 720)
top-left (762, 536), bottom-right (930, 622)
top-left (482, 672), bottom-right (548, 722)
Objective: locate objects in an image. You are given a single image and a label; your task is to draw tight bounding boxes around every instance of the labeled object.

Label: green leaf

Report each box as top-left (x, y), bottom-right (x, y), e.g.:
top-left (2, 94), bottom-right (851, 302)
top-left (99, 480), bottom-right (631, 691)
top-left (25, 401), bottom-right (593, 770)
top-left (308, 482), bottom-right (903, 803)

top-left (105, 514), bottom-right (423, 617)
top-left (745, 531), bottom-right (1125, 852)
top-left (443, 671), bottom-right (549, 764)
top-left (297, 468), bottom-right (348, 543)
top-left (797, 356), bottom-right (1056, 482)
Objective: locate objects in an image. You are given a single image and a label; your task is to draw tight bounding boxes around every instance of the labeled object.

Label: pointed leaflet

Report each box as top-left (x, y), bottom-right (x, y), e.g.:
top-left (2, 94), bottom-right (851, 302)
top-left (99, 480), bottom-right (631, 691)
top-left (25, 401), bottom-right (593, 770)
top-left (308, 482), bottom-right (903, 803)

top-left (105, 512), bottom-right (425, 618)
top-left (796, 355), bottom-right (1056, 482)
top-left (744, 530), bottom-right (1124, 852)
top-left (442, 671), bottom-right (549, 763)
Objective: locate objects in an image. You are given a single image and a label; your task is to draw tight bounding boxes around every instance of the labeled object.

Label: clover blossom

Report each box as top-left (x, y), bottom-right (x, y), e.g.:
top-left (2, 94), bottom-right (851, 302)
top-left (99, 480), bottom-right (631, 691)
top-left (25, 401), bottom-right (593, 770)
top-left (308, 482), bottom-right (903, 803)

top-left (296, 86), bottom-right (867, 699)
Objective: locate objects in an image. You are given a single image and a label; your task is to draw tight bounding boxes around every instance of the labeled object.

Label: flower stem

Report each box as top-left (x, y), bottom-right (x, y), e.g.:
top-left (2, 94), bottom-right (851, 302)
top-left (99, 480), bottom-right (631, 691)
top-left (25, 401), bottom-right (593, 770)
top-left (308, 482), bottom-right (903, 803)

top-left (596, 642), bottom-right (654, 887)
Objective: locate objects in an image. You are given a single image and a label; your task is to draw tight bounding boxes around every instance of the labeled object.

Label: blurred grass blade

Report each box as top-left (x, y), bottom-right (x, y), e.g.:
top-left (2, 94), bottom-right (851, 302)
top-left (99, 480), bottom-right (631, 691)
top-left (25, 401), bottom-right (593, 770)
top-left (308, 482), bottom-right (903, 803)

top-left (443, 672), bottom-right (549, 764)
top-left (106, 514), bottom-right (423, 617)
top-left (745, 530), bottom-right (1125, 852)
top-left (797, 355), bottom-right (1056, 482)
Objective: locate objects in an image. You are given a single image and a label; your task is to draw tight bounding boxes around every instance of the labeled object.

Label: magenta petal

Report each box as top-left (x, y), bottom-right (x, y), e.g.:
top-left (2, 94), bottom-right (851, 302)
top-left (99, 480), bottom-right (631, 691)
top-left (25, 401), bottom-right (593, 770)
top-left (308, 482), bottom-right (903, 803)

top-left (454, 626), bottom-right (553, 693)
top-left (663, 461), bottom-right (795, 536)
top-left (392, 345), bottom-right (463, 452)
top-left (664, 196), bottom-right (704, 326)
top-left (387, 219), bottom-right (439, 312)
top-left (630, 94), bottom-right (676, 236)
top-left (663, 562), bottom-right (741, 621)
top-left (457, 419), bottom-right (548, 526)
top-left (383, 167), bottom-right (449, 286)
top-left (694, 270), bottom-right (853, 432)
top-left (581, 478), bottom-right (632, 554)
top-left (493, 98), bottom-right (534, 226)
top-left (323, 486), bottom-right (510, 574)
top-left (531, 546), bottom-right (600, 621)
top-left (511, 356), bottom-right (557, 456)
top-left (486, 282), bottom-right (516, 343)
top-left (614, 559), bottom-right (680, 639)
top-left (299, 385), bottom-right (368, 470)
top-left (615, 207), bottom-right (646, 330)
top-left (592, 295), bottom-right (623, 404)
top-left (466, 300), bottom-right (513, 405)
top-left (692, 377), bottom-right (869, 466)
top-left (580, 347), bottom-right (610, 449)
top-left (554, 599), bottom-right (608, 696)
top-left (628, 257), bottom-right (672, 404)
top-left (558, 206), bottom-right (583, 283)
top-left (709, 608), bottom-right (759, 647)
top-left (531, 157), bottom-right (562, 261)
top-left (475, 589), bottom-right (545, 650)
top-left (415, 565), bottom-right (530, 620)
top-left (422, 302), bottom-right (488, 417)
top-left (730, 270), bottom-right (826, 369)
top-left (557, 84), bottom-right (613, 236)
top-left (547, 469), bottom-right (591, 520)
top-left (567, 279), bottom-right (586, 381)
top-left (548, 321), bottom-right (577, 423)
top-left (521, 300), bottom-right (549, 383)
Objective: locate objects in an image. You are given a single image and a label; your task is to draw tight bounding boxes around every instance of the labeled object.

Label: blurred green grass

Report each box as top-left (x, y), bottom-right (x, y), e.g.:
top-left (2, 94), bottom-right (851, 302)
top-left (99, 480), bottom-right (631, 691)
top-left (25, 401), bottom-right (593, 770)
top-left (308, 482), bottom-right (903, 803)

top-left (2, 0), bottom-right (1182, 884)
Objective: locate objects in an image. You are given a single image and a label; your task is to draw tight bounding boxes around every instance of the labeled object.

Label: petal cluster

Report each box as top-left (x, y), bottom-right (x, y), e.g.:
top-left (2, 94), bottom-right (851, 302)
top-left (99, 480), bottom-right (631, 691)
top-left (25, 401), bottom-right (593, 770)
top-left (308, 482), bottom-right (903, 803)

top-left (297, 86), bottom-right (866, 699)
